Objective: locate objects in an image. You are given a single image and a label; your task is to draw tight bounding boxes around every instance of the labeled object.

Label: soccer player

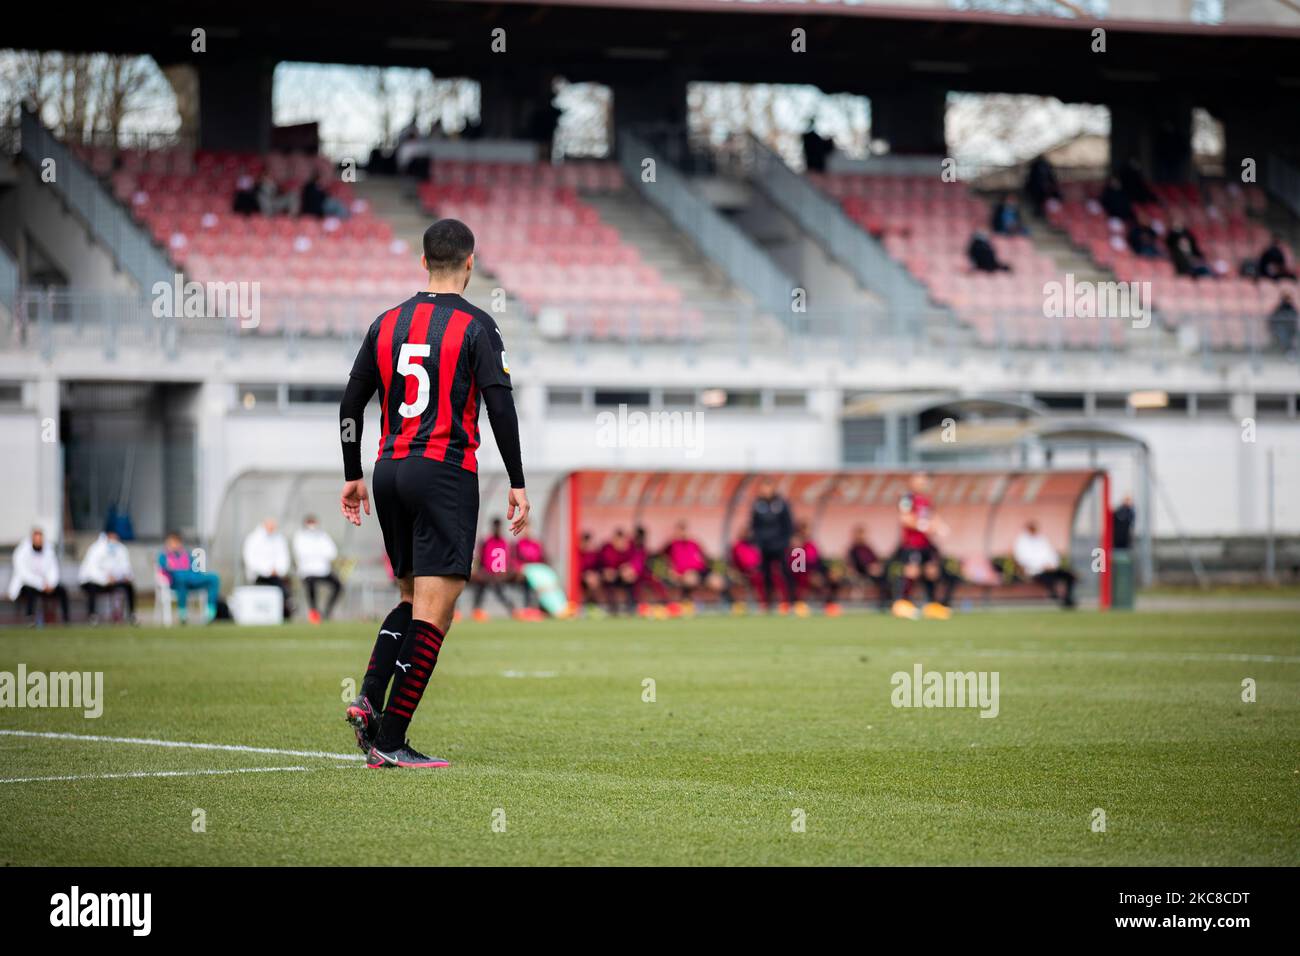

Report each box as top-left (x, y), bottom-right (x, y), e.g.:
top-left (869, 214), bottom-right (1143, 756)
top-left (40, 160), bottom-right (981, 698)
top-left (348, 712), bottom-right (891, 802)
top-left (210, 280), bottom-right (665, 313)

top-left (513, 528), bottom-right (545, 608)
top-left (577, 531), bottom-right (604, 609)
top-left (791, 519), bottom-right (839, 615)
top-left (470, 518), bottom-right (515, 620)
top-left (662, 520), bottom-right (728, 606)
top-left (598, 527), bottom-right (639, 615)
top-left (847, 525), bottom-right (889, 611)
top-left (338, 218), bottom-right (528, 770)
top-left (893, 471), bottom-right (951, 620)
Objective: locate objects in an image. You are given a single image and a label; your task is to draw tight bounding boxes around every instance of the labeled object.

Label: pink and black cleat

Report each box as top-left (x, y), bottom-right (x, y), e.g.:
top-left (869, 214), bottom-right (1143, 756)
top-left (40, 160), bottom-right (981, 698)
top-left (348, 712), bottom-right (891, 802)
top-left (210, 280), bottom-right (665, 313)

top-left (344, 694), bottom-right (379, 754)
top-left (365, 741), bottom-right (451, 769)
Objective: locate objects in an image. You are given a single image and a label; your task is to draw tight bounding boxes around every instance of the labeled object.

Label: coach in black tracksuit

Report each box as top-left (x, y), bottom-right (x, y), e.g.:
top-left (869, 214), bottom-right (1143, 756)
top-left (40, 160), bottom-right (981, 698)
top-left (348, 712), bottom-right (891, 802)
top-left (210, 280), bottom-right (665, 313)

top-left (750, 479), bottom-right (799, 610)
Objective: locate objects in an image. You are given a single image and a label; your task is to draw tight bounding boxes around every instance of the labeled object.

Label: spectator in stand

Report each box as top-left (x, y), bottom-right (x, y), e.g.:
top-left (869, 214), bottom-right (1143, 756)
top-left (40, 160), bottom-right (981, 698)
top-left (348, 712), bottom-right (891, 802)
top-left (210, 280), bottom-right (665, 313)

top-left (598, 527), bottom-right (640, 615)
top-left (292, 515), bottom-right (341, 623)
top-left (1024, 154), bottom-right (1061, 215)
top-left (1171, 234), bottom-right (1212, 278)
top-left (158, 531), bottom-right (220, 624)
top-left (513, 528), bottom-right (545, 608)
top-left (1268, 293), bottom-right (1298, 354)
top-left (243, 517), bottom-right (293, 619)
top-left (300, 173), bottom-right (351, 220)
top-left (791, 520), bottom-right (841, 615)
top-left (990, 194), bottom-right (1028, 236)
top-left (1128, 213), bottom-right (1162, 258)
top-left (470, 518), bottom-right (514, 620)
top-left (1258, 234), bottom-right (1298, 281)
top-left (662, 521), bottom-right (728, 605)
top-left (802, 122), bottom-right (833, 173)
top-left (1013, 520), bottom-right (1077, 609)
top-left (8, 527), bottom-right (69, 625)
top-left (232, 174), bottom-right (259, 215)
top-left (1165, 217), bottom-right (1203, 260)
top-left (1112, 495), bottom-right (1136, 552)
top-left (1118, 157), bottom-right (1157, 204)
top-left (1099, 174), bottom-right (1134, 223)
top-left (967, 231), bottom-right (1011, 273)
top-left (578, 531), bottom-right (603, 609)
top-left (847, 525), bottom-right (890, 611)
top-left (256, 172), bottom-right (298, 216)
top-left (750, 479), bottom-right (799, 612)
top-left (79, 529), bottom-right (136, 624)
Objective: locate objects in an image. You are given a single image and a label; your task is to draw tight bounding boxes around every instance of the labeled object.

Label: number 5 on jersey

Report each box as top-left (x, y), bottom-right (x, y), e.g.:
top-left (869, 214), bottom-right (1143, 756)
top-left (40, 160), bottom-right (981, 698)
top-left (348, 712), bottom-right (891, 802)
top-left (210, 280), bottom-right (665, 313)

top-left (397, 343), bottom-right (432, 418)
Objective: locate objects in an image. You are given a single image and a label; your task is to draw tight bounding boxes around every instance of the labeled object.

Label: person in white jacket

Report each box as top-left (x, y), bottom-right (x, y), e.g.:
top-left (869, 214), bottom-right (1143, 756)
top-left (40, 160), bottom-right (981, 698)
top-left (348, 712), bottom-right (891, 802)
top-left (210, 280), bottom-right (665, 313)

top-left (243, 517), bottom-right (293, 619)
top-left (78, 530), bottom-right (137, 623)
top-left (8, 527), bottom-right (70, 624)
top-left (1013, 520), bottom-right (1077, 608)
top-left (293, 515), bottom-right (342, 623)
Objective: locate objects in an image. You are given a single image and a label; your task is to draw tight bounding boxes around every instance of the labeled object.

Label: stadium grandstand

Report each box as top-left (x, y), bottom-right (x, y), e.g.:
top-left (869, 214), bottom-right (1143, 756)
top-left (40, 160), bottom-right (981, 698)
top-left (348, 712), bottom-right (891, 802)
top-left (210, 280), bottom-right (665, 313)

top-left (2, 0), bottom-right (1300, 616)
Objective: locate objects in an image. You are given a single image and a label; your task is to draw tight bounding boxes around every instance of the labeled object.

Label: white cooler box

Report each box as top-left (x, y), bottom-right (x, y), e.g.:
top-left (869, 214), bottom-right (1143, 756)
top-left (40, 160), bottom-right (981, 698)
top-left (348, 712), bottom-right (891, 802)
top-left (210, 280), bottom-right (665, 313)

top-left (229, 585), bottom-right (285, 625)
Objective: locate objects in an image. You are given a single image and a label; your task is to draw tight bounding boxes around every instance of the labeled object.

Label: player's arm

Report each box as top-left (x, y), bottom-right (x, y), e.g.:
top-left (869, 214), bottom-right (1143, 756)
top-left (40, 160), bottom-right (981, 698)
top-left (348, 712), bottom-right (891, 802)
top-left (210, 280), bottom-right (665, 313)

top-left (339, 333), bottom-right (379, 526)
top-left (473, 319), bottom-right (529, 535)
top-left (482, 385), bottom-right (528, 534)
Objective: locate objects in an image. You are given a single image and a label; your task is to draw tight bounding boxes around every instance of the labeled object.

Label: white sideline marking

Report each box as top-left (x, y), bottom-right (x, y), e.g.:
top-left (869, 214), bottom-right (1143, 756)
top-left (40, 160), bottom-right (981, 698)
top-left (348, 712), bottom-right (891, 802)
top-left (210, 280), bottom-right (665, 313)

top-left (0, 766), bottom-right (312, 785)
top-left (0, 729), bottom-right (364, 761)
top-left (887, 648), bottom-right (1300, 665)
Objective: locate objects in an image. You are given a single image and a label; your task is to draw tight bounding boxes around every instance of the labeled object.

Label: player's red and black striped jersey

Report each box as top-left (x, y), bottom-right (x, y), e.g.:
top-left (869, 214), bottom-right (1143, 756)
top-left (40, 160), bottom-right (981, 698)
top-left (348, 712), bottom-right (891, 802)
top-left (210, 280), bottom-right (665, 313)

top-left (348, 291), bottom-right (511, 473)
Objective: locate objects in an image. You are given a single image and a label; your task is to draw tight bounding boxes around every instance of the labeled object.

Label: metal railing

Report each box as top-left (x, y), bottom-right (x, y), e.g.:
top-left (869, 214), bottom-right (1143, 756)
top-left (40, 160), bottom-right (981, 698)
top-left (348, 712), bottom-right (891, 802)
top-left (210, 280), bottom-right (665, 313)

top-left (0, 241), bottom-right (17, 323)
top-left (746, 134), bottom-right (932, 330)
top-left (5, 285), bottom-right (1290, 373)
top-left (617, 129), bottom-right (798, 325)
top-left (18, 110), bottom-right (174, 294)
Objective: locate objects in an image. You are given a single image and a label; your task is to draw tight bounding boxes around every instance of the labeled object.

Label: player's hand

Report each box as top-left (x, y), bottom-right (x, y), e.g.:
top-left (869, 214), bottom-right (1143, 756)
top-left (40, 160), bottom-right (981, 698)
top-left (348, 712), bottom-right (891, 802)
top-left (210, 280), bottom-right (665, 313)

top-left (506, 487), bottom-right (530, 536)
top-left (341, 479), bottom-right (371, 527)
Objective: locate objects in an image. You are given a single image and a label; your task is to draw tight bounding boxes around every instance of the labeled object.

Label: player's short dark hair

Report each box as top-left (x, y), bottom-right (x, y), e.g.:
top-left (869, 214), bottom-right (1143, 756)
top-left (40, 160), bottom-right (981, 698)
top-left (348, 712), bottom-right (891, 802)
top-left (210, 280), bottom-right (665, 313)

top-left (422, 219), bottom-right (475, 273)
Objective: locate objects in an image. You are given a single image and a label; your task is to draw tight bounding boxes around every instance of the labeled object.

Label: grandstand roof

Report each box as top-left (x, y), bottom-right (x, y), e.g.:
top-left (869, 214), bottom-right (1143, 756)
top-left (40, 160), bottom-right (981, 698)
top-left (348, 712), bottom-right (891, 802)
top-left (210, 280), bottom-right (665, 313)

top-left (9, 1), bottom-right (1299, 105)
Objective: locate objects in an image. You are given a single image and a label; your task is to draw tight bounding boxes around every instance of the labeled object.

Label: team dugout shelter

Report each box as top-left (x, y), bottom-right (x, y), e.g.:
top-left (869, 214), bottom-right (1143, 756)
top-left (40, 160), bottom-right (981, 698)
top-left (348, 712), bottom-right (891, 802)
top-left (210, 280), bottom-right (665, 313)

top-left (543, 469), bottom-right (1113, 608)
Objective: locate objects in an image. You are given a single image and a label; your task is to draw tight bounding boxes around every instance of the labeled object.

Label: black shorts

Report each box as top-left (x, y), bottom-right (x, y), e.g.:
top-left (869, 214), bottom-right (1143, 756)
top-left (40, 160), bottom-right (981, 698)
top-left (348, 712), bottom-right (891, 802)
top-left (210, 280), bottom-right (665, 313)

top-left (372, 457), bottom-right (479, 579)
top-left (898, 545), bottom-right (939, 567)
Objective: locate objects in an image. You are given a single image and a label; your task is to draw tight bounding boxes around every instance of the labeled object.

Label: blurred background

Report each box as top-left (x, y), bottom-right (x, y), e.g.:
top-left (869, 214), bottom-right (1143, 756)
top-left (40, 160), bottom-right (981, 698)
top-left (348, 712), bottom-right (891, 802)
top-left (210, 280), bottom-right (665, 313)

top-left (1, 0), bottom-right (1299, 620)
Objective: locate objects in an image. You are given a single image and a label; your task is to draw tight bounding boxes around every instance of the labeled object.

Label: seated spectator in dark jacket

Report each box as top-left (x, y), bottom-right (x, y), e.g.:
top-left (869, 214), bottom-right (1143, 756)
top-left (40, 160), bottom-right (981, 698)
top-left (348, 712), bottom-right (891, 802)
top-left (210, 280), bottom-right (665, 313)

top-left (1024, 154), bottom-right (1061, 214)
top-left (1099, 174), bottom-right (1134, 222)
top-left (1171, 235), bottom-right (1211, 278)
top-left (1165, 218), bottom-right (1203, 259)
top-left (1258, 234), bottom-right (1298, 281)
top-left (1128, 215), bottom-right (1161, 258)
top-left (1268, 293), bottom-right (1298, 353)
top-left (1118, 157), bottom-right (1157, 204)
top-left (232, 174), bottom-right (259, 216)
top-left (300, 173), bottom-right (351, 219)
top-left (990, 194), bottom-right (1028, 236)
top-left (967, 232), bottom-right (1011, 273)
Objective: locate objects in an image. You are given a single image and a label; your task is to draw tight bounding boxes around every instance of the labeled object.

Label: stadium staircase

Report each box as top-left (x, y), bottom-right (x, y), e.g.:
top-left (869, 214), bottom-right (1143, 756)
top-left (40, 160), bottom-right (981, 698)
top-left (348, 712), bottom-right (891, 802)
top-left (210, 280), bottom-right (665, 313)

top-left (579, 189), bottom-right (766, 345)
top-left (350, 175), bottom-right (539, 356)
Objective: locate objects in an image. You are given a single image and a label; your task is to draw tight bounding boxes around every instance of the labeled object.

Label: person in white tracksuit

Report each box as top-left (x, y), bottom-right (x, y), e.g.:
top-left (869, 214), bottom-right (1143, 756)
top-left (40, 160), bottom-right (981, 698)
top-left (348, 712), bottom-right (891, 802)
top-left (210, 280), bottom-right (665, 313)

top-left (8, 527), bottom-right (70, 624)
top-left (293, 515), bottom-right (342, 622)
top-left (243, 517), bottom-right (294, 620)
top-left (79, 530), bottom-right (137, 622)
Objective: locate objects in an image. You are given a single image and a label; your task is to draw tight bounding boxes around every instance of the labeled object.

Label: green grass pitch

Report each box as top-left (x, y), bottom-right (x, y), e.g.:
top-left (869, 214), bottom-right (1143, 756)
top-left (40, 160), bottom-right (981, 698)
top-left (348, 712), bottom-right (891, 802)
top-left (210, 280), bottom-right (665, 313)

top-left (1, 609), bottom-right (1296, 866)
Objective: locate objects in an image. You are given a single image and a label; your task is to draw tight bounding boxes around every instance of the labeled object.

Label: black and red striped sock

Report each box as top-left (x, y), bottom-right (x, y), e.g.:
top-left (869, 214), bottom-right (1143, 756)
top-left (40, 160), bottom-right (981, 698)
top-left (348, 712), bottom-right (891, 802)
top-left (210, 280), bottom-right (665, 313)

top-left (360, 601), bottom-right (413, 713)
top-left (375, 618), bottom-right (445, 749)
